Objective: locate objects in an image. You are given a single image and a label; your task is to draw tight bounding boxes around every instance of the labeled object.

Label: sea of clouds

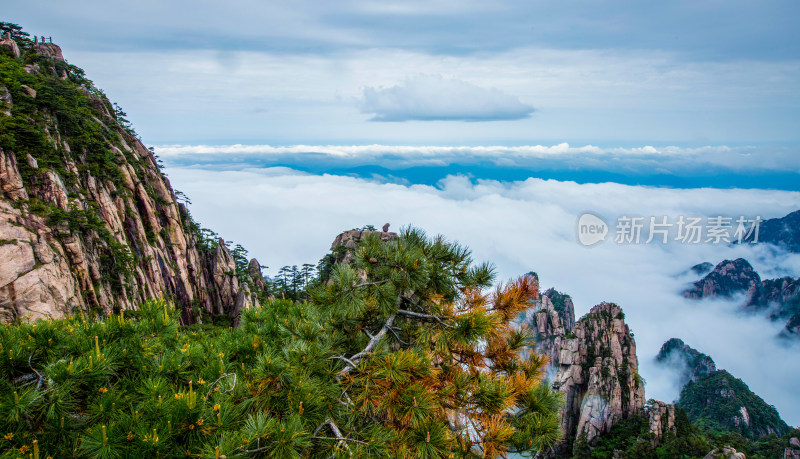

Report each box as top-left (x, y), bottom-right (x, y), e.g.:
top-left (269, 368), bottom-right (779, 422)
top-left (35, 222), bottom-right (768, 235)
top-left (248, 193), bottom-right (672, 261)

top-left (163, 162), bottom-right (800, 425)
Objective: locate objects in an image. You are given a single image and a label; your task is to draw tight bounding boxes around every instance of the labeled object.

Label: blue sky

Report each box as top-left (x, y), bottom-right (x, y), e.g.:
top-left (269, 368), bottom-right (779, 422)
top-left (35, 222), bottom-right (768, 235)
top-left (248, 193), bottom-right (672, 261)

top-left (5, 1), bottom-right (800, 147)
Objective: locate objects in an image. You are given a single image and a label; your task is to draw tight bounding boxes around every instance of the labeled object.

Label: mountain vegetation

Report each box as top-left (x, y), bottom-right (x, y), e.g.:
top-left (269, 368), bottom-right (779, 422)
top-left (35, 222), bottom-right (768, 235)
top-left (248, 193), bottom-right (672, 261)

top-left (0, 227), bottom-right (565, 458)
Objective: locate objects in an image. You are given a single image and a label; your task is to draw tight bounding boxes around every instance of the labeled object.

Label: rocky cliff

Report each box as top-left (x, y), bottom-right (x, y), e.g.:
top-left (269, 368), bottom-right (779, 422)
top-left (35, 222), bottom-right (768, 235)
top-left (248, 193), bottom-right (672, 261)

top-left (0, 32), bottom-right (263, 323)
top-left (745, 277), bottom-right (800, 338)
top-left (524, 288), bottom-right (575, 376)
top-left (684, 258), bottom-right (800, 339)
top-left (525, 299), bottom-right (647, 454)
top-left (683, 258), bottom-right (761, 299)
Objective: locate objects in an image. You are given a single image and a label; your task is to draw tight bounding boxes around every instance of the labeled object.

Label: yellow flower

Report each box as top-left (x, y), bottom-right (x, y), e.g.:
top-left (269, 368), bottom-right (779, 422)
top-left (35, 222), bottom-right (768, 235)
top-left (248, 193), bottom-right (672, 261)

top-left (197, 378), bottom-right (206, 385)
top-left (3, 432), bottom-right (12, 440)
top-left (19, 445), bottom-right (29, 454)
top-left (174, 393), bottom-right (183, 400)
top-left (98, 387), bottom-right (108, 394)
top-left (213, 404), bottom-right (221, 412)
top-left (196, 418), bottom-right (204, 426)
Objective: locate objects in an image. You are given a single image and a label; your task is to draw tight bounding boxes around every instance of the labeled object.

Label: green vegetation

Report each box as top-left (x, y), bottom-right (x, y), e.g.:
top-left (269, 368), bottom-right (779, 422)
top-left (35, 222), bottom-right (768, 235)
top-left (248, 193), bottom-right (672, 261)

top-left (588, 404), bottom-right (798, 459)
top-left (677, 370), bottom-right (789, 440)
top-left (0, 228), bottom-right (564, 458)
top-left (542, 288), bottom-right (570, 315)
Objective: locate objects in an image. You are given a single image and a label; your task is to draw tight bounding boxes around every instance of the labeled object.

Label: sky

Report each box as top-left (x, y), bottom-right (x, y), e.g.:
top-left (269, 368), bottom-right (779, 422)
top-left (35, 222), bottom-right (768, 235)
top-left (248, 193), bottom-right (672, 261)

top-left (6, 0), bottom-right (800, 425)
top-left (5, 1), bottom-right (800, 145)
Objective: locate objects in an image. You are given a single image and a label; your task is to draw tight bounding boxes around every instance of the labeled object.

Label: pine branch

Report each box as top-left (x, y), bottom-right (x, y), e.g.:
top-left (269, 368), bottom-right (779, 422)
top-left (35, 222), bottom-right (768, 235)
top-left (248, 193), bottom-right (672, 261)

top-left (312, 436), bottom-right (368, 444)
top-left (396, 309), bottom-right (453, 328)
top-left (340, 313), bottom-right (396, 376)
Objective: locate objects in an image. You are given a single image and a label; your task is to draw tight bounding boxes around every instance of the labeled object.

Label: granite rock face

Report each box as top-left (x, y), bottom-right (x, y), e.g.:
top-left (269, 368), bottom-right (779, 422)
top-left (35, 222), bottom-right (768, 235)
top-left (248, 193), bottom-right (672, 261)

top-left (704, 446), bottom-right (746, 459)
top-left (683, 258), bottom-right (760, 299)
top-left (329, 229), bottom-right (398, 264)
top-left (0, 41), bottom-right (263, 324)
top-left (0, 35), bottom-right (20, 58)
top-left (535, 301), bottom-right (646, 453)
top-left (526, 291), bottom-right (574, 374)
top-left (646, 400), bottom-right (676, 447)
top-left (32, 42), bottom-right (64, 61)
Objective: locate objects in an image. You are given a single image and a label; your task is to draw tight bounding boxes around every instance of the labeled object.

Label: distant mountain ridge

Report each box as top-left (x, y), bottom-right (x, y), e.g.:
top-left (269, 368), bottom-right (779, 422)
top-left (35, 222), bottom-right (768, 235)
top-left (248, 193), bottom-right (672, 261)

top-left (742, 209), bottom-right (800, 253)
top-left (683, 258), bottom-right (800, 339)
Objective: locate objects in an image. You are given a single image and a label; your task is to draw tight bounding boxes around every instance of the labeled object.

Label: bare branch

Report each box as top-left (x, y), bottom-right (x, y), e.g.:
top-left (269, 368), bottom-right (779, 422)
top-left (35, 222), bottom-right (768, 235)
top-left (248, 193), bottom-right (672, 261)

top-left (396, 309), bottom-right (453, 328)
top-left (340, 313), bottom-right (396, 376)
top-left (312, 436), bottom-right (368, 444)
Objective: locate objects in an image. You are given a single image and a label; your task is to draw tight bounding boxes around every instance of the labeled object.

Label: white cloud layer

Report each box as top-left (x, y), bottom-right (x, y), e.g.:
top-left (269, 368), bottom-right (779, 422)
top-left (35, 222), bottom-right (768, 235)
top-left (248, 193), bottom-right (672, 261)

top-left (164, 165), bottom-right (800, 425)
top-left (359, 75), bottom-right (534, 121)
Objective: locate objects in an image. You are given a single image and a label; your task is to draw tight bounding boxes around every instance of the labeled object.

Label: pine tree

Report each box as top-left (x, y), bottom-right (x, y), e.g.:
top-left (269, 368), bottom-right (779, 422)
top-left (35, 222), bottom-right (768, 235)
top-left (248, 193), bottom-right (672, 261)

top-left (306, 227), bottom-right (563, 457)
top-left (0, 227), bottom-right (562, 458)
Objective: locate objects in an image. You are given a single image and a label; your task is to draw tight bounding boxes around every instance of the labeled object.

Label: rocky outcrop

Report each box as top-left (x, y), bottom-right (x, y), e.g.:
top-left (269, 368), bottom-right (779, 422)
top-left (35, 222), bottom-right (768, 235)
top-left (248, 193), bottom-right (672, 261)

top-left (704, 446), bottom-right (746, 459)
top-left (746, 277), bottom-right (800, 312)
top-left (655, 338), bottom-right (717, 387)
top-left (330, 229), bottom-right (398, 264)
top-left (785, 437), bottom-right (800, 459)
top-left (248, 258), bottom-right (267, 291)
top-left (523, 289), bottom-right (575, 376)
top-left (683, 258), bottom-right (760, 299)
top-left (32, 42), bottom-right (64, 61)
top-left (646, 400), bottom-right (676, 447)
top-left (547, 302), bottom-right (646, 452)
top-left (0, 34), bottom-right (20, 58)
top-left (744, 277), bottom-right (800, 338)
top-left (0, 38), bottom-right (264, 324)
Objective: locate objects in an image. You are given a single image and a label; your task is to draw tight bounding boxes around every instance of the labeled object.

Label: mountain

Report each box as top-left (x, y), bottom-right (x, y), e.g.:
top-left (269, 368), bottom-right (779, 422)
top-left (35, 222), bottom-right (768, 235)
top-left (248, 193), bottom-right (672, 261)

top-left (656, 338), bottom-right (717, 388)
top-left (0, 27), bottom-right (263, 324)
top-left (654, 339), bottom-right (790, 440)
top-left (522, 294), bottom-right (655, 455)
top-left (678, 370), bottom-right (789, 439)
top-left (683, 258), bottom-right (761, 299)
top-left (745, 277), bottom-right (800, 339)
top-left (683, 258), bottom-right (800, 339)
top-left (741, 209), bottom-right (800, 253)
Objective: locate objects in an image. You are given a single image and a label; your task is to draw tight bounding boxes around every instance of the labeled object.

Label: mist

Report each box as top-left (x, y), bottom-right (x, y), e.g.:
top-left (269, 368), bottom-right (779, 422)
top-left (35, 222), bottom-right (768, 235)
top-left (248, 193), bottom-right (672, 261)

top-left (165, 165), bottom-right (800, 424)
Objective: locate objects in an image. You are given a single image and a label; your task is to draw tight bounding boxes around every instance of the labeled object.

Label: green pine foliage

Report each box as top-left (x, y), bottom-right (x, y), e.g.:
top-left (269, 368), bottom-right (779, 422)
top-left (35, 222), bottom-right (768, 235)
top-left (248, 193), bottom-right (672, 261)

top-left (0, 228), bottom-right (563, 458)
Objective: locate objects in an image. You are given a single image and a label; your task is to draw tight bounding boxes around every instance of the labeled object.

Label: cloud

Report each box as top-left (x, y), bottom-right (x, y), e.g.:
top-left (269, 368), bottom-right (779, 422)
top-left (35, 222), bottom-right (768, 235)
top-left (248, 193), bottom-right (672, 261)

top-left (163, 165), bottom-right (800, 425)
top-left (155, 143), bottom-right (800, 190)
top-left (358, 75), bottom-right (534, 121)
